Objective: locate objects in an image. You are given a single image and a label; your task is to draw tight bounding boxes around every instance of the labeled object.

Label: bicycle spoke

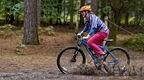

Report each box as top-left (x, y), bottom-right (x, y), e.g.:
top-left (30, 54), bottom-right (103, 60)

top-left (105, 48), bottom-right (130, 74)
top-left (57, 47), bottom-right (86, 74)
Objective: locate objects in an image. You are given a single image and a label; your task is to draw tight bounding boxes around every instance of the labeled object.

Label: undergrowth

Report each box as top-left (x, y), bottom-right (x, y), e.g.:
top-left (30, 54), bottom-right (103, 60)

top-left (123, 33), bottom-right (144, 52)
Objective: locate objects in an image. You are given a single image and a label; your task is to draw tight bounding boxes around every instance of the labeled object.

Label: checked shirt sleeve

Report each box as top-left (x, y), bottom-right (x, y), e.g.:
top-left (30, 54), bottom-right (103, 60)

top-left (88, 14), bottom-right (98, 36)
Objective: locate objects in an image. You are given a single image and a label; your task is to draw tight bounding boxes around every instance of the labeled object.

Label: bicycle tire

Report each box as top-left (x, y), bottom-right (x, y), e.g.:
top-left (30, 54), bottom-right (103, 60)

top-left (57, 47), bottom-right (86, 74)
top-left (105, 47), bottom-right (130, 74)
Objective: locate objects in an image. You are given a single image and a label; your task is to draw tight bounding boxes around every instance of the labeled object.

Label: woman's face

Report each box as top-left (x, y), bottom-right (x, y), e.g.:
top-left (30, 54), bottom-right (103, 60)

top-left (81, 11), bottom-right (87, 18)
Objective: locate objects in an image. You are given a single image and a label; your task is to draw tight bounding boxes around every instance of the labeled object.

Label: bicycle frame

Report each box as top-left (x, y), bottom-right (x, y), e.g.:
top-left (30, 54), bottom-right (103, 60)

top-left (103, 46), bottom-right (118, 64)
top-left (76, 38), bottom-right (118, 64)
top-left (77, 39), bottom-right (100, 63)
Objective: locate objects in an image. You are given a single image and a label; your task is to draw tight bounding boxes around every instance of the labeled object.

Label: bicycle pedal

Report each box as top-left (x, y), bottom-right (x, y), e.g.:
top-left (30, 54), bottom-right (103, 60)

top-left (97, 65), bottom-right (102, 70)
top-left (94, 63), bottom-right (101, 69)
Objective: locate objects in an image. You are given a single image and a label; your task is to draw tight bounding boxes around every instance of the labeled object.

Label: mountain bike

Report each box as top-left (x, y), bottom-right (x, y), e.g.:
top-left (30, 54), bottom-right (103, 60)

top-left (57, 35), bottom-right (130, 74)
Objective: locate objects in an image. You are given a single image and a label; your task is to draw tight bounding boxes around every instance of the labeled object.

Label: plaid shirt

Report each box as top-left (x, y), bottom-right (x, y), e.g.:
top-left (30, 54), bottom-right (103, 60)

top-left (82, 13), bottom-right (109, 36)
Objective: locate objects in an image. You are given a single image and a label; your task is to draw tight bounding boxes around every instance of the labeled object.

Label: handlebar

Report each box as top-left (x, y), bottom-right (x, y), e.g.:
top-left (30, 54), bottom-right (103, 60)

top-left (76, 34), bottom-right (84, 41)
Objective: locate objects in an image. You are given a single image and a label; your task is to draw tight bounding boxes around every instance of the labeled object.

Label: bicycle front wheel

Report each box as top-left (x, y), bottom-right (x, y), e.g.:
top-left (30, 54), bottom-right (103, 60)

top-left (57, 47), bottom-right (86, 74)
top-left (105, 47), bottom-right (130, 73)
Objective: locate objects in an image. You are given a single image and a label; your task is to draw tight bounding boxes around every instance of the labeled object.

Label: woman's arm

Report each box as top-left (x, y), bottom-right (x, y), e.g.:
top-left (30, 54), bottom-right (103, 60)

top-left (88, 14), bottom-right (98, 36)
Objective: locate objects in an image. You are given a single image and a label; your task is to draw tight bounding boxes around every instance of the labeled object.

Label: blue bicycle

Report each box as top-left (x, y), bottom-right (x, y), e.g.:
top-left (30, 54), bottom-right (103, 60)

top-left (57, 35), bottom-right (130, 74)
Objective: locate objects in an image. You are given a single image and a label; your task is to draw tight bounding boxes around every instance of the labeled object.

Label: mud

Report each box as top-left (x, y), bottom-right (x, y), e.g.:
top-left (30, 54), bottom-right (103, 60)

top-left (0, 69), bottom-right (143, 80)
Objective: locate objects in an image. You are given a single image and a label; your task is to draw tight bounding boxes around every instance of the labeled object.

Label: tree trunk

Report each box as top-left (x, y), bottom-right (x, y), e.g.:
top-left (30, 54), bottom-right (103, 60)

top-left (109, 10), bottom-right (121, 45)
top-left (79, 0), bottom-right (85, 27)
top-left (69, 0), bottom-right (74, 26)
top-left (108, 0), bottom-right (124, 45)
top-left (56, 0), bottom-right (62, 25)
top-left (91, 0), bottom-right (98, 14)
top-left (5, 13), bottom-right (15, 24)
top-left (23, 0), bottom-right (40, 45)
top-left (125, 13), bottom-right (129, 27)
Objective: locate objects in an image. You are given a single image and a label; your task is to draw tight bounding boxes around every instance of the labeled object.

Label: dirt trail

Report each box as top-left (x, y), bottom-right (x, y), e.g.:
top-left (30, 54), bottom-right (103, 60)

top-left (0, 32), bottom-right (144, 80)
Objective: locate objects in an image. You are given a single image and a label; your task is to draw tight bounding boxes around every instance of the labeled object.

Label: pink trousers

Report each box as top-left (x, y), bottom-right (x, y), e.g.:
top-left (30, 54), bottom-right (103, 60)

top-left (87, 32), bottom-right (108, 57)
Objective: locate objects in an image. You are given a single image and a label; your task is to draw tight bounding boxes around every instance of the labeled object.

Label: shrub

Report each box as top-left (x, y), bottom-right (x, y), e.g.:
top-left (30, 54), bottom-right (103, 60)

top-left (123, 33), bottom-right (144, 51)
top-left (39, 26), bottom-right (55, 36)
top-left (0, 24), bottom-right (16, 39)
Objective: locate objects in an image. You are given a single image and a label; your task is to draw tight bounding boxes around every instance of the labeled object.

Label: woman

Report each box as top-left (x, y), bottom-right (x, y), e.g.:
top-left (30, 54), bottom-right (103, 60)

top-left (77, 5), bottom-right (109, 64)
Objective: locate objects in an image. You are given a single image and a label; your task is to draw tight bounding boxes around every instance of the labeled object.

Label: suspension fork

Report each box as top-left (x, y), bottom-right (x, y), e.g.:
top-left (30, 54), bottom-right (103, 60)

top-left (70, 46), bottom-right (80, 62)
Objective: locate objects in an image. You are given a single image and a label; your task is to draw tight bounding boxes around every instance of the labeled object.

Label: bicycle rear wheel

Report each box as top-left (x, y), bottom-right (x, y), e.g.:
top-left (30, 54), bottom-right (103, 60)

top-left (57, 47), bottom-right (86, 74)
top-left (105, 47), bottom-right (130, 74)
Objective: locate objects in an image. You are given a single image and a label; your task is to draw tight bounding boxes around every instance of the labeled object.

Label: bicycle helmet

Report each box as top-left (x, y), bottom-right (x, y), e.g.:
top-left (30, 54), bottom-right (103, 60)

top-left (79, 5), bottom-right (92, 12)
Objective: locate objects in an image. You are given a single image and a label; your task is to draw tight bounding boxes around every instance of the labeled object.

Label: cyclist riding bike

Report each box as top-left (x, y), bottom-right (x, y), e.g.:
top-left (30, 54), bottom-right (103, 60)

top-left (77, 5), bottom-right (109, 66)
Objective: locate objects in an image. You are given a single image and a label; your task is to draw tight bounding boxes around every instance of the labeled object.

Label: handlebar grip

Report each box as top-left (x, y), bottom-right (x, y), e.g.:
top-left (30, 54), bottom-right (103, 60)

top-left (77, 35), bottom-right (81, 38)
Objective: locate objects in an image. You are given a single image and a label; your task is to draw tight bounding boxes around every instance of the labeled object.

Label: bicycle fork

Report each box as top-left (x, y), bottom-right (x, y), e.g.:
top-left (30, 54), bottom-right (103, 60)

top-left (70, 46), bottom-right (80, 62)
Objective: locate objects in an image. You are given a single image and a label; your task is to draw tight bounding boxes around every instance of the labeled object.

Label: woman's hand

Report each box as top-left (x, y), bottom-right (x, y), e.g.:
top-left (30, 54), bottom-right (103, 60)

top-left (82, 35), bottom-right (90, 39)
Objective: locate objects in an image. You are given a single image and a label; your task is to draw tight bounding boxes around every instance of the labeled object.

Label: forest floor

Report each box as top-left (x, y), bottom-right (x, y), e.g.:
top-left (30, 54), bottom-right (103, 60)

top-left (0, 29), bottom-right (144, 80)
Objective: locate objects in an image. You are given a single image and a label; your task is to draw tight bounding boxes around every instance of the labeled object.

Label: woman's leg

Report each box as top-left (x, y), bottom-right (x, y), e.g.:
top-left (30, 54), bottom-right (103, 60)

top-left (87, 32), bottom-right (108, 57)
